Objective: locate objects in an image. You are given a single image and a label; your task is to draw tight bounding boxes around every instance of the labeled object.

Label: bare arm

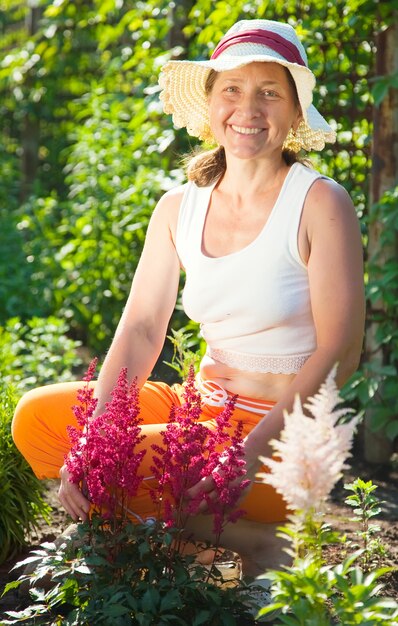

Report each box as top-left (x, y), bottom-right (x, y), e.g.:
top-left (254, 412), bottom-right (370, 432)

top-left (92, 190), bottom-right (183, 414)
top-left (59, 188), bottom-right (183, 519)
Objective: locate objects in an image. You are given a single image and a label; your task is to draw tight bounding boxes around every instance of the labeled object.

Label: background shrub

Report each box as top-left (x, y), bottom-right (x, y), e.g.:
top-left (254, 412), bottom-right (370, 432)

top-left (0, 316), bottom-right (82, 393)
top-left (0, 384), bottom-right (51, 564)
top-left (0, 317), bottom-right (82, 564)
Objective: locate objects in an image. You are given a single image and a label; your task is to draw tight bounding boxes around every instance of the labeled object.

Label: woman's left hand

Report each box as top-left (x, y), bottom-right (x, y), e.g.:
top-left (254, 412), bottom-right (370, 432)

top-left (185, 442), bottom-right (262, 514)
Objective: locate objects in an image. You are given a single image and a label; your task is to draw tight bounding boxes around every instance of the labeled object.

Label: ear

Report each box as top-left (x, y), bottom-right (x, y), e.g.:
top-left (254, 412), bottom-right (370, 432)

top-left (292, 109), bottom-right (303, 132)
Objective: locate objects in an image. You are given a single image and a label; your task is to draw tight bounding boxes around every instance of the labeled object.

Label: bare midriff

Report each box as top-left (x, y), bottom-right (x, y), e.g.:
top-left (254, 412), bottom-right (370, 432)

top-left (200, 353), bottom-right (296, 402)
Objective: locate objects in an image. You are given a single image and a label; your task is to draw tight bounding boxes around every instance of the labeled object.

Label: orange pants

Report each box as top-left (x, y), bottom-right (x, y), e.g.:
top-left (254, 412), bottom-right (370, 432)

top-left (12, 379), bottom-right (288, 523)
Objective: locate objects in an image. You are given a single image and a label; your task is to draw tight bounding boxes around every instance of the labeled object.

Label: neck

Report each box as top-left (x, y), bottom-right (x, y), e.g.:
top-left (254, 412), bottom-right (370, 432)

top-left (218, 153), bottom-right (290, 196)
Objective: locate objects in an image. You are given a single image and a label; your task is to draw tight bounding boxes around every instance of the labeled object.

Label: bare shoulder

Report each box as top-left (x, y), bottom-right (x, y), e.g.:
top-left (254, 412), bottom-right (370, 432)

top-left (155, 184), bottom-right (186, 216)
top-left (306, 176), bottom-right (357, 222)
top-left (150, 184), bottom-right (186, 237)
top-left (302, 175), bottom-right (360, 242)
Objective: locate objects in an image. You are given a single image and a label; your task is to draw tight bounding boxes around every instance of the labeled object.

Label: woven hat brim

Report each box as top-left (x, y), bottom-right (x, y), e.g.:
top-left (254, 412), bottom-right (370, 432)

top-left (159, 57), bottom-right (336, 149)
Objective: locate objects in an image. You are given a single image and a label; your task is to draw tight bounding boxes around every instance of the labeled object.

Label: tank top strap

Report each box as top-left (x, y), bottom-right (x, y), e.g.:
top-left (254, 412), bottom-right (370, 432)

top-left (268, 163), bottom-right (325, 266)
top-left (176, 180), bottom-right (216, 264)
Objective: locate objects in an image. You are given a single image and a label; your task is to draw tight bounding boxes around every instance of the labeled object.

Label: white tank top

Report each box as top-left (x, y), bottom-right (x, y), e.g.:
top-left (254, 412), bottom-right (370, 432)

top-left (175, 162), bottom-right (325, 374)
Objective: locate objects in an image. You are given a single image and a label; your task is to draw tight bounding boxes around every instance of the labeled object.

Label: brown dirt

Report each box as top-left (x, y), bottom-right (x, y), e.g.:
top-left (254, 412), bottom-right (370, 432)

top-left (1, 460), bottom-right (397, 619)
top-left (324, 458), bottom-right (398, 600)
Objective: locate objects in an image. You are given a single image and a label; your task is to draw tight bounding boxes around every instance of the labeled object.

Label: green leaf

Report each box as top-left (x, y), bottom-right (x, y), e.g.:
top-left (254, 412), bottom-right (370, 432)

top-left (385, 420), bottom-right (398, 441)
top-left (192, 610), bottom-right (212, 626)
top-left (106, 604), bottom-right (130, 617)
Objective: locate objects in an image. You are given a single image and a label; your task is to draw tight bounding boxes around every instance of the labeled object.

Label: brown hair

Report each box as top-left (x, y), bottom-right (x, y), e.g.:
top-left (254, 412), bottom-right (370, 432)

top-left (185, 67), bottom-right (306, 187)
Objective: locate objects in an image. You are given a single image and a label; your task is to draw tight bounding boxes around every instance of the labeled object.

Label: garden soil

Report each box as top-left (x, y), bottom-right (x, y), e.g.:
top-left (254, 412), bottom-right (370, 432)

top-left (1, 458), bottom-right (397, 621)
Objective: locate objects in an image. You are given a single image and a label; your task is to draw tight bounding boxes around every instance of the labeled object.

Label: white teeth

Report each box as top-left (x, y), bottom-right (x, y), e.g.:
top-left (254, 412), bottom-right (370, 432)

top-left (231, 125), bottom-right (262, 135)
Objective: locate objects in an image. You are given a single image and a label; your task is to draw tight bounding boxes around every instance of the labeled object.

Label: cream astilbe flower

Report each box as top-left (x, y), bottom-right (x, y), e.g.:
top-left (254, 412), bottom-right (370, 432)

top-left (258, 367), bottom-right (361, 513)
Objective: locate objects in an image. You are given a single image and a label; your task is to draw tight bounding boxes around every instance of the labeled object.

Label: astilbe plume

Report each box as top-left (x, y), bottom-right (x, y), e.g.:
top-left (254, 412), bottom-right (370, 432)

top-left (151, 366), bottom-right (249, 536)
top-left (258, 366), bottom-right (360, 514)
top-left (208, 418), bottom-right (250, 536)
top-left (66, 362), bottom-right (147, 519)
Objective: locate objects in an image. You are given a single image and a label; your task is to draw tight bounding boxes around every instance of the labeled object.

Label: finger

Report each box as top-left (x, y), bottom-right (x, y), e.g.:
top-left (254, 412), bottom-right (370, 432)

top-left (59, 490), bottom-right (90, 521)
top-left (186, 476), bottom-right (215, 499)
top-left (195, 489), bottom-right (218, 514)
top-left (59, 481), bottom-right (90, 521)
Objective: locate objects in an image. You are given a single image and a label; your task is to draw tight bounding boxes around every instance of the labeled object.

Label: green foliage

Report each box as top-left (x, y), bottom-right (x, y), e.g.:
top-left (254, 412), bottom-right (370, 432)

top-left (0, 384), bottom-right (51, 565)
top-left (329, 562), bottom-right (398, 625)
top-left (0, 314), bottom-right (81, 564)
top-left (0, 142), bottom-right (48, 321)
top-left (0, 211), bottom-right (51, 322)
top-left (0, 316), bottom-right (82, 393)
top-left (344, 478), bottom-right (387, 570)
top-left (164, 327), bottom-right (203, 380)
top-left (0, 0), bottom-right (187, 349)
top-left (2, 518), bottom-right (252, 625)
top-left (343, 186), bottom-right (398, 442)
top-left (371, 70), bottom-right (398, 107)
top-left (261, 552), bottom-right (398, 625)
top-left (259, 497), bottom-right (398, 625)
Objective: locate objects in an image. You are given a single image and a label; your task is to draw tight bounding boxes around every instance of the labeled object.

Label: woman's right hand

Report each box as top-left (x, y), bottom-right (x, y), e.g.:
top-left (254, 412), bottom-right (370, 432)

top-left (58, 463), bottom-right (91, 522)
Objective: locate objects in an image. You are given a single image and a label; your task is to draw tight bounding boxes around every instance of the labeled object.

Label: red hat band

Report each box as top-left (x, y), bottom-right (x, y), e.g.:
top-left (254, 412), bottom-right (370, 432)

top-left (210, 29), bottom-right (306, 67)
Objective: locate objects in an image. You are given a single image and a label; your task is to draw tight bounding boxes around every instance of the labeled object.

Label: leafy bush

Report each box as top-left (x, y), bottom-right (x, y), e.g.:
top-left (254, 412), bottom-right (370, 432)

top-left (261, 552), bottom-right (398, 625)
top-left (0, 147), bottom-right (50, 323)
top-left (343, 187), bottom-right (398, 443)
top-left (0, 315), bottom-right (82, 563)
top-left (0, 385), bottom-right (51, 565)
top-left (3, 520), bottom-right (252, 626)
top-left (0, 316), bottom-right (82, 393)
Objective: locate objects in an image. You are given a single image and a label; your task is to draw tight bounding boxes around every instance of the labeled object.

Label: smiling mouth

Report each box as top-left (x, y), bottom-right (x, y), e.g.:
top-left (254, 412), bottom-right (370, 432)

top-left (231, 125), bottom-right (263, 135)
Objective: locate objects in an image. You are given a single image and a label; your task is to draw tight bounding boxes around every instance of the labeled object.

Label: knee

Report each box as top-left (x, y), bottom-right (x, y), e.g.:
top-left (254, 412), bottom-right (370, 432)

top-left (11, 387), bottom-right (41, 450)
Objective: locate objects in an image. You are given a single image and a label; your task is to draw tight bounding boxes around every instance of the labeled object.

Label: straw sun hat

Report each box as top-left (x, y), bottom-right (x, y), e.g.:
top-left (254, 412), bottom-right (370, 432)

top-left (159, 19), bottom-right (336, 151)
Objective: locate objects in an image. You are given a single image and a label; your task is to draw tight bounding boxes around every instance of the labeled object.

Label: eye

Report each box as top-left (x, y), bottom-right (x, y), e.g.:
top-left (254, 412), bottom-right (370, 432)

top-left (224, 85), bottom-right (239, 93)
top-left (261, 89), bottom-right (278, 98)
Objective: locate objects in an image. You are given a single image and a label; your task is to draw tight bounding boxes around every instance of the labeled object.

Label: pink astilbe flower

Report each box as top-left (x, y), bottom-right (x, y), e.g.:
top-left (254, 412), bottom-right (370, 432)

top-left (207, 419), bottom-right (250, 536)
top-left (70, 358), bottom-right (99, 430)
top-left (66, 363), bottom-right (146, 519)
top-left (151, 366), bottom-right (249, 536)
top-left (66, 358), bottom-right (98, 486)
top-left (258, 366), bottom-right (361, 514)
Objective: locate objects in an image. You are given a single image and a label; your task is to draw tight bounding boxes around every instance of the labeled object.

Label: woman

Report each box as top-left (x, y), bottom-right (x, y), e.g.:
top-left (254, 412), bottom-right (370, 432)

top-left (12, 19), bottom-right (365, 579)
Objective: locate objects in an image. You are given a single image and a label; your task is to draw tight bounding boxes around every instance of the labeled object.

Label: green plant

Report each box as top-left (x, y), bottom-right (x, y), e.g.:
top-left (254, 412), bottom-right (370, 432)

top-left (330, 557), bottom-right (398, 626)
top-left (257, 497), bottom-right (397, 625)
top-left (261, 551), bottom-right (398, 625)
top-left (3, 519), bottom-right (252, 626)
top-left (0, 316), bottom-right (82, 393)
top-left (164, 327), bottom-right (203, 380)
top-left (344, 477), bottom-right (387, 570)
top-left (0, 149), bottom-right (47, 323)
top-left (0, 384), bottom-right (52, 565)
top-left (342, 186), bottom-right (398, 443)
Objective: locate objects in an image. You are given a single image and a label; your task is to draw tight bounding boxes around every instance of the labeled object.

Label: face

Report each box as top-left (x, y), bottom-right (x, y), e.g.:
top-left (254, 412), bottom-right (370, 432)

top-left (207, 62), bottom-right (302, 160)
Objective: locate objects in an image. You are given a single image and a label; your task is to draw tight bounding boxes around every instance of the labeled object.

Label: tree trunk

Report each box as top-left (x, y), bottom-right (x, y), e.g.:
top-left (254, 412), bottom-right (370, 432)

top-left (364, 20), bottom-right (398, 462)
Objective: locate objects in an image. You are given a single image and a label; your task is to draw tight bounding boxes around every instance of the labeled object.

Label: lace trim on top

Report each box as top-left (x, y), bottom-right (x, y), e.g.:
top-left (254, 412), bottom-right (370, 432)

top-left (207, 347), bottom-right (311, 374)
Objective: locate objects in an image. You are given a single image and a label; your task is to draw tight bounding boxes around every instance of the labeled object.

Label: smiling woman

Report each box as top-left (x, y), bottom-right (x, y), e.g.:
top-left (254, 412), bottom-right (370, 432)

top-left (12, 18), bottom-right (365, 620)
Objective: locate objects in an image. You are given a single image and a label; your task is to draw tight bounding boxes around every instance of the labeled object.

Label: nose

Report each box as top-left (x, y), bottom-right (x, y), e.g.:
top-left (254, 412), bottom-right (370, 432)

top-left (237, 92), bottom-right (261, 119)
